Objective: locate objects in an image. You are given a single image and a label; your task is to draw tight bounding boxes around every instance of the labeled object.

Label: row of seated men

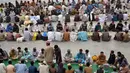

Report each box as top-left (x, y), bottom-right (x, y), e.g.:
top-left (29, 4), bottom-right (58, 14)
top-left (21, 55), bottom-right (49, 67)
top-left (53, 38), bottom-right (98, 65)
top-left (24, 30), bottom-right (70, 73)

top-left (0, 46), bottom-right (129, 67)
top-left (0, 28), bottom-right (130, 42)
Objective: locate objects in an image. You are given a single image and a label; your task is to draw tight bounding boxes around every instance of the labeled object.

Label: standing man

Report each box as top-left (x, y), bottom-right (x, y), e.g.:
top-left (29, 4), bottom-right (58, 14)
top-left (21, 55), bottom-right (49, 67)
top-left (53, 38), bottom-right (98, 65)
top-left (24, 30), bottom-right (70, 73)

top-left (44, 42), bottom-right (54, 65)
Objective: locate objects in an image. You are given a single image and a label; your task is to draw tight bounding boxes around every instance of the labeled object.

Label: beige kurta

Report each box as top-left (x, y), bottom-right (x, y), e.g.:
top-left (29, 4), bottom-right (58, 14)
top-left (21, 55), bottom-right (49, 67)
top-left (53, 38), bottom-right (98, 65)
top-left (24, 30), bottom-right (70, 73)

top-left (44, 46), bottom-right (54, 63)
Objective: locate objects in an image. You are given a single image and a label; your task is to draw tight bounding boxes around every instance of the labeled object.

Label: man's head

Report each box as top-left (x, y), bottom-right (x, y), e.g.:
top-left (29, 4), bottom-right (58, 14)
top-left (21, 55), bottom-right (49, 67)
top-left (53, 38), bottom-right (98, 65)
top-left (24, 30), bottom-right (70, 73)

top-left (24, 47), bottom-right (28, 52)
top-left (58, 21), bottom-right (60, 24)
top-left (97, 22), bottom-right (100, 25)
top-left (8, 60), bottom-right (12, 64)
top-left (31, 61), bottom-right (34, 66)
top-left (111, 50), bottom-right (114, 54)
top-left (21, 59), bottom-right (25, 64)
top-left (117, 51), bottom-right (122, 56)
top-left (67, 49), bottom-right (71, 54)
top-left (86, 62), bottom-right (90, 67)
top-left (25, 28), bottom-right (28, 31)
top-left (33, 47), bottom-right (36, 52)
top-left (125, 30), bottom-right (128, 34)
top-left (68, 65), bottom-right (72, 70)
top-left (79, 49), bottom-right (83, 54)
top-left (46, 41), bottom-right (50, 46)
top-left (100, 51), bottom-right (104, 55)
top-left (41, 48), bottom-right (44, 52)
top-left (85, 49), bottom-right (89, 54)
top-left (125, 22), bottom-right (127, 25)
top-left (0, 30), bottom-right (3, 33)
top-left (17, 47), bottom-right (21, 50)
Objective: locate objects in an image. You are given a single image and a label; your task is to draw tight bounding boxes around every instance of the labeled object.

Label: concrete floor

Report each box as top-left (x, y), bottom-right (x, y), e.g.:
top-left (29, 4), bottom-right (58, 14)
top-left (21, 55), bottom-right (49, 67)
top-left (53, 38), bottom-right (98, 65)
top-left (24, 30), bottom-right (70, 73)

top-left (1, 38), bottom-right (130, 62)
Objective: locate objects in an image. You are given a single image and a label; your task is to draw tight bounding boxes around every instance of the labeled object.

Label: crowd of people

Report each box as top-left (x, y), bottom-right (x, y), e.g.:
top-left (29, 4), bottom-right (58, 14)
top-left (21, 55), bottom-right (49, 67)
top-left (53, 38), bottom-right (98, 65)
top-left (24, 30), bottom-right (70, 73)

top-left (0, 0), bottom-right (130, 73)
top-left (0, 0), bottom-right (130, 42)
top-left (0, 41), bottom-right (130, 73)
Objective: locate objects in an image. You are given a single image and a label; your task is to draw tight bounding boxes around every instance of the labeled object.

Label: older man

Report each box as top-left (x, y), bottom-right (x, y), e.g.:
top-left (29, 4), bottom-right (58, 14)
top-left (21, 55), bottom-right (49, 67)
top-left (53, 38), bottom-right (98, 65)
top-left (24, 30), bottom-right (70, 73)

top-left (44, 42), bottom-right (54, 65)
top-left (64, 49), bottom-right (74, 63)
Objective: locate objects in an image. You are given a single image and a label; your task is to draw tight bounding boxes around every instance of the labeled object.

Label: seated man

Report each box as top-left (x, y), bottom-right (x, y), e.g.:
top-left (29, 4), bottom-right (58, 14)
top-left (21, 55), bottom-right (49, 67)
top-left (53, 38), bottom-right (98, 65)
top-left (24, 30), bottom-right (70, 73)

top-left (37, 48), bottom-right (44, 62)
top-left (64, 49), bottom-right (74, 63)
top-left (77, 30), bottom-right (88, 41)
top-left (6, 31), bottom-right (14, 41)
top-left (96, 51), bottom-right (106, 65)
top-left (32, 32), bottom-right (38, 41)
top-left (85, 50), bottom-right (91, 63)
top-left (74, 13), bottom-right (81, 22)
top-left (91, 30), bottom-right (100, 42)
top-left (32, 48), bottom-right (38, 61)
top-left (55, 30), bottom-right (63, 41)
top-left (48, 31), bottom-right (55, 41)
top-left (0, 30), bottom-right (5, 41)
top-left (23, 28), bottom-right (32, 41)
top-left (101, 30), bottom-right (111, 41)
top-left (70, 29), bottom-right (77, 42)
top-left (63, 29), bottom-right (70, 41)
top-left (21, 48), bottom-right (33, 61)
top-left (0, 48), bottom-right (8, 60)
top-left (47, 23), bottom-right (54, 31)
top-left (123, 30), bottom-right (130, 42)
top-left (75, 49), bottom-right (86, 64)
top-left (42, 32), bottom-right (48, 41)
top-left (17, 47), bottom-right (23, 59)
top-left (9, 48), bottom-right (18, 59)
top-left (95, 22), bottom-right (101, 32)
top-left (114, 31), bottom-right (123, 41)
top-left (14, 32), bottom-right (22, 40)
top-left (36, 31), bottom-right (42, 40)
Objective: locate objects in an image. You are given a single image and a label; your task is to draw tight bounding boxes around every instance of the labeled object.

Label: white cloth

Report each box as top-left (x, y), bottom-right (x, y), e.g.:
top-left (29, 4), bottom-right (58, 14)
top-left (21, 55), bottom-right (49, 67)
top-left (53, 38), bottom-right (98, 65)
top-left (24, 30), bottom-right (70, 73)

top-left (48, 5), bottom-right (55, 11)
top-left (35, 15), bottom-right (40, 21)
top-left (123, 24), bottom-right (129, 31)
top-left (70, 31), bottom-right (77, 42)
top-left (0, 63), bottom-right (6, 73)
top-left (30, 16), bottom-right (37, 25)
top-left (17, 37), bottom-right (24, 42)
top-left (82, 14), bottom-right (88, 22)
top-left (58, 14), bottom-right (63, 23)
top-left (99, 14), bottom-right (107, 23)
top-left (55, 32), bottom-right (63, 41)
top-left (38, 64), bottom-right (49, 73)
top-left (48, 32), bottom-right (55, 41)
top-left (123, 14), bottom-right (129, 21)
top-left (51, 15), bottom-right (58, 22)
top-left (33, 25), bottom-right (41, 32)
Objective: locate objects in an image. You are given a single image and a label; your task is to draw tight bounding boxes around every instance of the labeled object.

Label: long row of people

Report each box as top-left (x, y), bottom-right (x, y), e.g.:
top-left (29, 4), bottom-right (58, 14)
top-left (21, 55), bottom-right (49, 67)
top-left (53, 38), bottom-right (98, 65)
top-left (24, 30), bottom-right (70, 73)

top-left (0, 42), bottom-right (129, 73)
top-left (0, 27), bottom-right (130, 42)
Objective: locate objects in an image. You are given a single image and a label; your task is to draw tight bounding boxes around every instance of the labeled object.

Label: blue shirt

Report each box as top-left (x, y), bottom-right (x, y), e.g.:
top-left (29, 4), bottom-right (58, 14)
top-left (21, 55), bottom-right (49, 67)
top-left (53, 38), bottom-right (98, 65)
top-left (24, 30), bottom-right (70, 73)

top-left (15, 63), bottom-right (28, 73)
top-left (29, 66), bottom-right (37, 73)
top-left (76, 53), bottom-right (86, 60)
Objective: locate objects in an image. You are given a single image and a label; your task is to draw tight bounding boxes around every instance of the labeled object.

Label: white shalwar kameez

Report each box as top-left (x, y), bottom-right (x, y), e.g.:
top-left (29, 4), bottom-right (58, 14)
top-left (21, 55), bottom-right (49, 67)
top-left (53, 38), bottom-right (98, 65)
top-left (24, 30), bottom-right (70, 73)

top-left (48, 31), bottom-right (55, 41)
top-left (70, 31), bottom-right (77, 42)
top-left (55, 32), bottom-right (63, 41)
